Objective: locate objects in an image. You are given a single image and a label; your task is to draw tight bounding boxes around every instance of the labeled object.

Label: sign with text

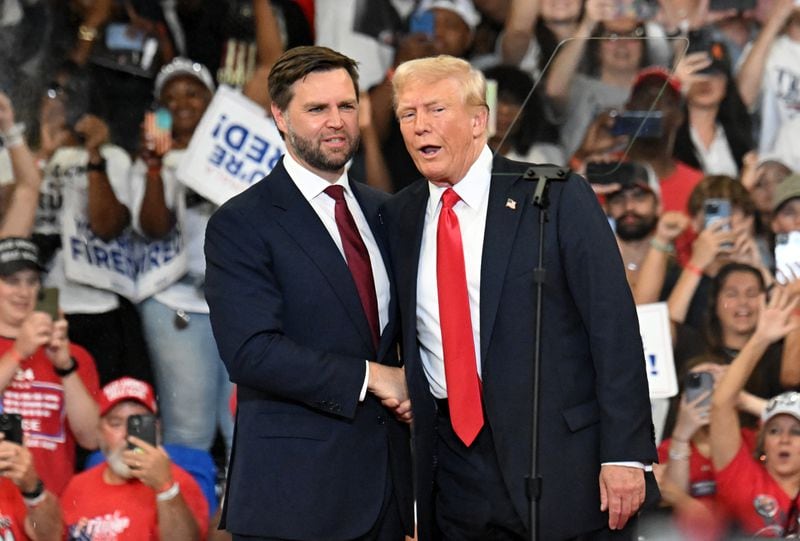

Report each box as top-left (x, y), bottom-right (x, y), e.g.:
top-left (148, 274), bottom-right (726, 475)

top-left (176, 85), bottom-right (285, 206)
top-left (637, 302), bottom-right (678, 399)
top-left (62, 181), bottom-right (187, 302)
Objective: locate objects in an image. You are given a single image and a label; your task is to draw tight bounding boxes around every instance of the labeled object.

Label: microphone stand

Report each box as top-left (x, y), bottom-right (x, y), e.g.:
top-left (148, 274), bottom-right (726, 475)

top-left (522, 165), bottom-right (569, 541)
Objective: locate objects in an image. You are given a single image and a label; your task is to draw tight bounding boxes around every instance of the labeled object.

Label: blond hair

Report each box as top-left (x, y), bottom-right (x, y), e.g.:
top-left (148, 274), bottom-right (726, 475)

top-left (392, 55), bottom-right (487, 112)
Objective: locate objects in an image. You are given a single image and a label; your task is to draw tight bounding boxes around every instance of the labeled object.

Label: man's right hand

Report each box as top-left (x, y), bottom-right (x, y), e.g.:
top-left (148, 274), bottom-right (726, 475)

top-left (367, 363), bottom-right (413, 424)
top-left (14, 312), bottom-right (54, 359)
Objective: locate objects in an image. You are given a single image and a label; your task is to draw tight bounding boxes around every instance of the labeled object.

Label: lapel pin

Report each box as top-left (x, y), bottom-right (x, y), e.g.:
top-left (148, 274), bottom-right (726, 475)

top-left (505, 198), bottom-right (517, 210)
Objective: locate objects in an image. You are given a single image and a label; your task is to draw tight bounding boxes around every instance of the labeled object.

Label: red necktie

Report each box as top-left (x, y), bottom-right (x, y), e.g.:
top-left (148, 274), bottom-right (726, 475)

top-left (324, 185), bottom-right (380, 348)
top-left (437, 188), bottom-right (483, 445)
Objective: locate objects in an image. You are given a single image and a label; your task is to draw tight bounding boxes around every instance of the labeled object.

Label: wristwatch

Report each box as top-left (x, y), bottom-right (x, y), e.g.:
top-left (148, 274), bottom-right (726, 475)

top-left (55, 357), bottom-right (79, 378)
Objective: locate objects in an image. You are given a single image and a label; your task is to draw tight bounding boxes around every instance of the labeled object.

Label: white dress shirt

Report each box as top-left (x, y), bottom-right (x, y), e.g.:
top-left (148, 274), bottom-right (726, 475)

top-left (283, 153), bottom-right (390, 399)
top-left (416, 146), bottom-right (493, 399)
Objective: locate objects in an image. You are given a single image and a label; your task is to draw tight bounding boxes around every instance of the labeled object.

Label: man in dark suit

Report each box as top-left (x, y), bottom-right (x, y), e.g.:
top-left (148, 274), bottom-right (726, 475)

top-left (204, 46), bottom-right (413, 541)
top-left (381, 55), bottom-right (658, 540)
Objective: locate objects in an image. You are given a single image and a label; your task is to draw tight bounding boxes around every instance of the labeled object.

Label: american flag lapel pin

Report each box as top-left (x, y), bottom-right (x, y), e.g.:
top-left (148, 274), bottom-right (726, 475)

top-left (505, 198), bottom-right (517, 210)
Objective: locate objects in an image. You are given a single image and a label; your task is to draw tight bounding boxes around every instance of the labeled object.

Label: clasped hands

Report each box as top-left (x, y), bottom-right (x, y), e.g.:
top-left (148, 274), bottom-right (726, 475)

top-left (367, 363), bottom-right (412, 424)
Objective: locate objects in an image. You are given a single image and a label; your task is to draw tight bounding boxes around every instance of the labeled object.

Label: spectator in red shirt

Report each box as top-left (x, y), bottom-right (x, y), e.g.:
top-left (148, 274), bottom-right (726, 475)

top-left (0, 237), bottom-right (100, 495)
top-left (61, 377), bottom-right (208, 540)
top-left (711, 286), bottom-right (800, 537)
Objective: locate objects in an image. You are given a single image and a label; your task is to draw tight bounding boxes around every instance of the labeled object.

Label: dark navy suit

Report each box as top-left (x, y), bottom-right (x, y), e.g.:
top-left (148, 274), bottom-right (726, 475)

top-left (205, 159), bottom-right (413, 540)
top-left (381, 155), bottom-right (658, 540)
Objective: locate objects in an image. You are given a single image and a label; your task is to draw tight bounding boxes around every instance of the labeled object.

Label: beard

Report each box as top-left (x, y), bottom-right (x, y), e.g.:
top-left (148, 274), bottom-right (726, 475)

top-left (101, 442), bottom-right (133, 479)
top-left (616, 212), bottom-right (658, 241)
top-left (287, 127), bottom-right (360, 175)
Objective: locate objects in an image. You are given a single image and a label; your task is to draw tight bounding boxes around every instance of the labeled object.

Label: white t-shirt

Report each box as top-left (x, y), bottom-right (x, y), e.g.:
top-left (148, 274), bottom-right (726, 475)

top-left (0, 145), bottom-right (131, 314)
top-left (129, 149), bottom-right (214, 314)
top-left (757, 35), bottom-right (800, 154)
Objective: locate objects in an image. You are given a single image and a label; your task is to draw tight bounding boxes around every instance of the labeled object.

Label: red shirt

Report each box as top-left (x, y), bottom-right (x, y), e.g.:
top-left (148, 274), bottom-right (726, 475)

top-left (0, 478), bottom-right (30, 540)
top-left (62, 463), bottom-right (209, 540)
top-left (716, 441), bottom-right (797, 536)
top-left (659, 161), bottom-right (704, 215)
top-left (0, 337), bottom-right (100, 495)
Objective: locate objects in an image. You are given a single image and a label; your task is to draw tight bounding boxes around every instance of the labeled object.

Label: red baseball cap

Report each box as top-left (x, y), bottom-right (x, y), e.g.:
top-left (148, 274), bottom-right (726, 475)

top-left (99, 377), bottom-right (158, 417)
top-left (632, 66), bottom-right (681, 98)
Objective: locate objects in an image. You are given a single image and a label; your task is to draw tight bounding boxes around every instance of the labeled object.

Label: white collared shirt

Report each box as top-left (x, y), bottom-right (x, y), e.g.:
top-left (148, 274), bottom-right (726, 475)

top-left (689, 123), bottom-right (738, 177)
top-left (416, 146), bottom-right (493, 399)
top-left (283, 153), bottom-right (390, 333)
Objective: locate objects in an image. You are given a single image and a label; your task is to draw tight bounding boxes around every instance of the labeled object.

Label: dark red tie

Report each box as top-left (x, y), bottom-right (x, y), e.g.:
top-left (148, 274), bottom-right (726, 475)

top-left (324, 185), bottom-right (380, 348)
top-left (437, 188), bottom-right (483, 446)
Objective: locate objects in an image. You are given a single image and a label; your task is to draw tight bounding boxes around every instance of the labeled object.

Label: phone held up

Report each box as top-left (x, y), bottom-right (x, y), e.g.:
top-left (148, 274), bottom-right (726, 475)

top-left (609, 110), bottom-right (663, 138)
top-left (684, 371), bottom-right (714, 408)
top-left (0, 413), bottom-right (23, 445)
top-left (145, 107), bottom-right (172, 156)
top-left (127, 413), bottom-right (157, 451)
top-left (408, 10), bottom-right (435, 39)
top-left (34, 287), bottom-right (59, 321)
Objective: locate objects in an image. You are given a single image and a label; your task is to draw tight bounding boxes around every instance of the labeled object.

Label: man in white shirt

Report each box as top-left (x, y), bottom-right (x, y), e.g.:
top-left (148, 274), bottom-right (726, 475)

top-left (382, 54), bottom-right (658, 540)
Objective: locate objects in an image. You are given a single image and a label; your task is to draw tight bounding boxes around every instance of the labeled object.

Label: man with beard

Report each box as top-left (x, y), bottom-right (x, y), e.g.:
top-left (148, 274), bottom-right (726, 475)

top-left (204, 46), bottom-right (413, 540)
top-left (61, 377), bottom-right (208, 540)
top-left (602, 162), bottom-right (688, 297)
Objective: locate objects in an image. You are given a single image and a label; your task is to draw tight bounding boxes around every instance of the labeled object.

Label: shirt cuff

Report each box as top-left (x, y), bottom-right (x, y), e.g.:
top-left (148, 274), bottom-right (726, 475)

top-left (602, 461), bottom-right (652, 472)
top-left (359, 361), bottom-right (369, 401)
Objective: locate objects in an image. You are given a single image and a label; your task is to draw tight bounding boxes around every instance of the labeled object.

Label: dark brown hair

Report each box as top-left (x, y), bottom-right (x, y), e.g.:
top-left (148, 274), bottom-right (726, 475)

top-left (687, 174), bottom-right (756, 218)
top-left (268, 46), bottom-right (359, 111)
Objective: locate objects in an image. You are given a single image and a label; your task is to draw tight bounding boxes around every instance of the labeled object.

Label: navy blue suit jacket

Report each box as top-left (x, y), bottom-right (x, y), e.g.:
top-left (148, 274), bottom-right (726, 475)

top-left (205, 159), bottom-right (413, 539)
top-left (381, 155), bottom-right (658, 540)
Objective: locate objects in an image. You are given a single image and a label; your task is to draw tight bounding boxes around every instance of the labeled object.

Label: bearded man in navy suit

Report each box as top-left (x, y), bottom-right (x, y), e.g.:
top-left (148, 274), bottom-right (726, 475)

top-left (381, 55), bottom-right (658, 540)
top-left (205, 46), bottom-right (413, 541)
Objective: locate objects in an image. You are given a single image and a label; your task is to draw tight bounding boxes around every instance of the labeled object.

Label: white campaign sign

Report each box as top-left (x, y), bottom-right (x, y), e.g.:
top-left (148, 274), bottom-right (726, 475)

top-left (176, 85), bottom-right (285, 206)
top-left (62, 180), bottom-right (187, 303)
top-left (637, 302), bottom-right (678, 399)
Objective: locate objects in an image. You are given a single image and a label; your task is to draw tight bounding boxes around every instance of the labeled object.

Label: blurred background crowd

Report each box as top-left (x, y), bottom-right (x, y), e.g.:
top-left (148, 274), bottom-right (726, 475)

top-left (2, 0), bottom-right (800, 539)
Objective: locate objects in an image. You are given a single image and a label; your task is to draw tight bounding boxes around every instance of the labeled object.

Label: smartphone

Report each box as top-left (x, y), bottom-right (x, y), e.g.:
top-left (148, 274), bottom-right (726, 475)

top-left (105, 23), bottom-right (146, 51)
top-left (615, 0), bottom-right (657, 19)
top-left (684, 371), bottom-right (714, 407)
top-left (0, 414), bottom-right (23, 445)
top-left (126, 413), bottom-right (157, 450)
top-left (145, 108), bottom-right (172, 155)
top-left (585, 161), bottom-right (643, 186)
top-left (409, 10), bottom-right (435, 38)
top-left (34, 287), bottom-right (59, 320)
top-left (611, 110), bottom-right (663, 138)
top-left (703, 198), bottom-right (731, 230)
top-left (775, 231), bottom-right (800, 284)
top-left (709, 0), bottom-right (755, 10)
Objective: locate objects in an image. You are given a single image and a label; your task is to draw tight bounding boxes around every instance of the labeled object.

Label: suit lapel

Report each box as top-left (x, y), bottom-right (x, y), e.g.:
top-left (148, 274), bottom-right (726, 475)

top-left (270, 163), bottom-right (376, 353)
top-left (479, 157), bottom-right (530, 363)
top-left (351, 182), bottom-right (396, 362)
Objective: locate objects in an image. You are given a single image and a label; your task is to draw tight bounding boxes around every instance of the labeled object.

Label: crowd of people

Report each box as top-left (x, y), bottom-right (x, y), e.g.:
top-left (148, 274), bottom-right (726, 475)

top-left (1, 0), bottom-right (800, 539)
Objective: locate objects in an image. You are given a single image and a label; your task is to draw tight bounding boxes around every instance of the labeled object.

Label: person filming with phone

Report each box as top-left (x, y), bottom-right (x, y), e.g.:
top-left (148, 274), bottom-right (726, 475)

top-left (0, 420), bottom-right (63, 541)
top-left (0, 237), bottom-right (100, 496)
top-left (61, 377), bottom-right (208, 540)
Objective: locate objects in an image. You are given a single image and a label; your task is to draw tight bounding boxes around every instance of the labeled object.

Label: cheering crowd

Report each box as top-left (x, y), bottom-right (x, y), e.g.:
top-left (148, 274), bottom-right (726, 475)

top-left (2, 0), bottom-right (800, 539)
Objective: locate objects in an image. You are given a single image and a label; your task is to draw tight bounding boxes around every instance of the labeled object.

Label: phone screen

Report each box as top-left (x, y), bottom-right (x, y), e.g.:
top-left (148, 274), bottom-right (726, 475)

top-left (34, 287), bottom-right (59, 320)
top-left (409, 10), bottom-right (435, 38)
top-left (145, 108), bottom-right (172, 155)
top-left (775, 231), bottom-right (800, 284)
top-left (611, 111), bottom-right (663, 138)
